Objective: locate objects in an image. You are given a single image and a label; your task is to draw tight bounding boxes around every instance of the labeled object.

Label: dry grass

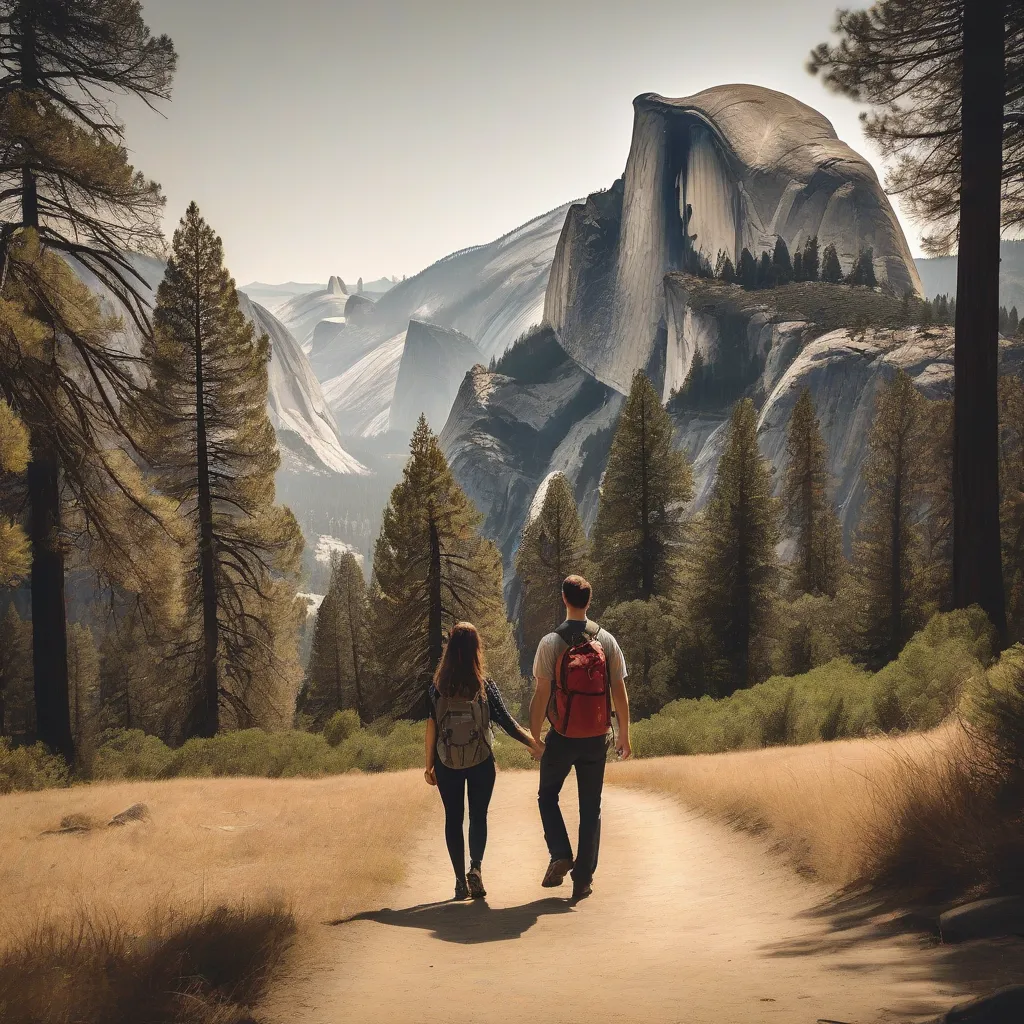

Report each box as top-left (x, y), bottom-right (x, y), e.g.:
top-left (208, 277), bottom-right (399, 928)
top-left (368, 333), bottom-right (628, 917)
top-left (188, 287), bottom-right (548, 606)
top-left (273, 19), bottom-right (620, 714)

top-left (0, 771), bottom-right (433, 1023)
top-left (609, 726), bottom-right (957, 889)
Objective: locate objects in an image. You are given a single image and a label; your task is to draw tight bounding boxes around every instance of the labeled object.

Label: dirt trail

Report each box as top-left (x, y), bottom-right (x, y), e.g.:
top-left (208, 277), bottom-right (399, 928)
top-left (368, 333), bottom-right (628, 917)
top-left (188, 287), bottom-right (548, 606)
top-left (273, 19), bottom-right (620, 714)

top-left (266, 773), bottom-right (1002, 1024)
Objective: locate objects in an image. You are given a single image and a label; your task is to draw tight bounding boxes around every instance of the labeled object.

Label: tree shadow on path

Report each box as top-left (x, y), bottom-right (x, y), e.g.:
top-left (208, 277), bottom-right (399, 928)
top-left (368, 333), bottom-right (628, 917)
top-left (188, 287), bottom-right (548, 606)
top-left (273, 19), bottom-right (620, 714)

top-left (760, 888), bottom-right (1024, 1015)
top-left (329, 897), bottom-right (574, 944)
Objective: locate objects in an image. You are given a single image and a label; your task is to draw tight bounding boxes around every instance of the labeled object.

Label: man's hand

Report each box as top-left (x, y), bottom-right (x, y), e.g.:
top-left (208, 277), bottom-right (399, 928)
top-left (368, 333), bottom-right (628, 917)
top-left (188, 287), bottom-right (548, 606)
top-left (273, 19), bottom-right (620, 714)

top-left (529, 737), bottom-right (545, 761)
top-left (424, 766), bottom-right (437, 786)
top-left (615, 735), bottom-right (632, 760)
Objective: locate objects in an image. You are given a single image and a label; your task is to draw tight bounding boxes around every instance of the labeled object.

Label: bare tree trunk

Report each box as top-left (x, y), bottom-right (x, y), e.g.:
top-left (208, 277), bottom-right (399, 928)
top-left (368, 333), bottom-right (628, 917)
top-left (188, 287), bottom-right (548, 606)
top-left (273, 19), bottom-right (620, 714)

top-left (17, 0), bottom-right (74, 764)
top-left (953, 0), bottom-right (1007, 643)
top-left (29, 456), bottom-right (73, 762)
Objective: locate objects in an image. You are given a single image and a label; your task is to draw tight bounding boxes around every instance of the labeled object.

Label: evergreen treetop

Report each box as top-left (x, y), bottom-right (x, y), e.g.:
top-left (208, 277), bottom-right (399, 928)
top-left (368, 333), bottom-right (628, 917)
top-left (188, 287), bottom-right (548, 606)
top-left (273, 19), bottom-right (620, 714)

top-left (370, 416), bottom-right (518, 713)
top-left (738, 248), bottom-right (758, 290)
top-left (849, 247), bottom-right (878, 288)
top-left (802, 236), bottom-right (820, 281)
top-left (772, 237), bottom-right (793, 286)
top-left (691, 399), bottom-right (781, 695)
top-left (515, 472), bottom-right (591, 665)
top-left (782, 389), bottom-right (843, 598)
top-left (302, 552), bottom-right (372, 726)
top-left (850, 369), bottom-right (930, 666)
top-left (592, 372), bottom-right (693, 607)
top-left (821, 243), bottom-right (844, 284)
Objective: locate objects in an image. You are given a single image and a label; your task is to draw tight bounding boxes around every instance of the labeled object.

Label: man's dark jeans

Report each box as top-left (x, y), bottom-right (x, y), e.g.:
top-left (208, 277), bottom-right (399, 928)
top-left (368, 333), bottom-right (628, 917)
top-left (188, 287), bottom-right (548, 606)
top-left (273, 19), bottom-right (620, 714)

top-left (538, 729), bottom-right (609, 885)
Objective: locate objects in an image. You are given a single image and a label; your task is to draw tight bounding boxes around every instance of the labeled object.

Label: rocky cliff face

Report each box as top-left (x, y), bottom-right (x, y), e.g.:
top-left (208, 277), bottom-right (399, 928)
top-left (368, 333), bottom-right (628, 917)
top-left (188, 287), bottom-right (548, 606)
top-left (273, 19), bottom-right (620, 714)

top-left (545, 85), bottom-right (923, 397)
top-left (439, 329), bottom-right (620, 567)
top-left (390, 320), bottom-right (483, 435)
top-left (236, 292), bottom-right (368, 476)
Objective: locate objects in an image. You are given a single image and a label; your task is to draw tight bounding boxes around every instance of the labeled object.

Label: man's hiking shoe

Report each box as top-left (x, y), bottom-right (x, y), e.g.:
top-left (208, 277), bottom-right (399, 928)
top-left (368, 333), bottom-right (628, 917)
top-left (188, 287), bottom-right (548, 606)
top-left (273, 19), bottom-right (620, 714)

top-left (571, 880), bottom-right (593, 902)
top-left (453, 878), bottom-right (470, 900)
top-left (467, 867), bottom-right (486, 899)
top-left (542, 858), bottom-right (573, 888)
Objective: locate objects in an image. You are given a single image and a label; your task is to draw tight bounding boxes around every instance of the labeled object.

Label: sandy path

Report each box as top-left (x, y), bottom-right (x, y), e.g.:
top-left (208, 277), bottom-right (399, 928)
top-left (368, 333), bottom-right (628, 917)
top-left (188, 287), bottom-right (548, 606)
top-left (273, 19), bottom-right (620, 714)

top-left (267, 773), bottom-right (989, 1024)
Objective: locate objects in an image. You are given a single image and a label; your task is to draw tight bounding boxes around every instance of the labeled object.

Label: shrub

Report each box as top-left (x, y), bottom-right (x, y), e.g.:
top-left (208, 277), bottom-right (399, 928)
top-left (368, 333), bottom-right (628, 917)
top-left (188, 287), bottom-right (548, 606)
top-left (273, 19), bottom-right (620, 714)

top-left (323, 709), bottom-right (360, 747)
top-left (632, 609), bottom-right (992, 758)
top-left (166, 729), bottom-right (342, 779)
top-left (0, 740), bottom-right (69, 794)
top-left (91, 729), bottom-right (174, 781)
top-left (0, 903), bottom-right (294, 1024)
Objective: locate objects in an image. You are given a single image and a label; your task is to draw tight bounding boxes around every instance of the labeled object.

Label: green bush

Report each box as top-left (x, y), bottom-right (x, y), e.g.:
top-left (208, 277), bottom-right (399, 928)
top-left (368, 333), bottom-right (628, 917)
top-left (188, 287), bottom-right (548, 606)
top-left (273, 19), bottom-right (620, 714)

top-left (323, 709), bottom-right (360, 747)
top-left (74, 719), bottom-right (536, 788)
top-left (0, 739), bottom-right (69, 793)
top-left (91, 729), bottom-right (174, 781)
top-left (632, 609), bottom-right (994, 758)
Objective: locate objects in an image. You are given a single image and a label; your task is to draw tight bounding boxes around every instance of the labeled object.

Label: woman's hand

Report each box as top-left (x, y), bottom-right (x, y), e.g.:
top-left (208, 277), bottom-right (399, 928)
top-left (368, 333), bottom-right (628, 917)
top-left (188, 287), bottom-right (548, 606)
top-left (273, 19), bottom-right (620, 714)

top-left (529, 736), bottom-right (545, 761)
top-left (424, 766), bottom-right (437, 786)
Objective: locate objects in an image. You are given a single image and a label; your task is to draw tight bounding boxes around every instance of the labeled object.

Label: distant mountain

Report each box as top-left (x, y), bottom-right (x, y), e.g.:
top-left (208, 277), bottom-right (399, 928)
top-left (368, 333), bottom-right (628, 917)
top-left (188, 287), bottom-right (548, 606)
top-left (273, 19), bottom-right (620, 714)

top-left (241, 276), bottom-right (394, 313)
top-left (306, 203), bottom-right (573, 437)
top-left (236, 293), bottom-right (369, 476)
top-left (72, 254), bottom-right (367, 483)
top-left (439, 85), bottom-right (952, 589)
top-left (915, 240), bottom-right (1024, 309)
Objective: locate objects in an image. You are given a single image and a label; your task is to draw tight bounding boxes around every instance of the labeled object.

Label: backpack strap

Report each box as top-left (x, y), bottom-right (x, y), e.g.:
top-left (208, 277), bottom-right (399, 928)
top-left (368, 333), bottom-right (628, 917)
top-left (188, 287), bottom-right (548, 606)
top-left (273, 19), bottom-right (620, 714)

top-left (555, 619), bottom-right (599, 645)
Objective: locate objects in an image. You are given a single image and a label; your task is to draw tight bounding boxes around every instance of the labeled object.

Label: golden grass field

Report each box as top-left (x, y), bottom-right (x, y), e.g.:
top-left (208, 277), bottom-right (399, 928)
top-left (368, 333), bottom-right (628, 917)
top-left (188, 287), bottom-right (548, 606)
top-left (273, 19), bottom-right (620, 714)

top-left (610, 725), bottom-right (957, 887)
top-left (0, 770), bottom-right (434, 947)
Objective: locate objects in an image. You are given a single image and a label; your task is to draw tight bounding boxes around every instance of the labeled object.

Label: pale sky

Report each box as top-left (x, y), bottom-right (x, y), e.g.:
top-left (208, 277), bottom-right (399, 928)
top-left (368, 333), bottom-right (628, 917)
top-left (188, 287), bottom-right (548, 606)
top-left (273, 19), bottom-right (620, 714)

top-left (125, 0), bottom-right (915, 286)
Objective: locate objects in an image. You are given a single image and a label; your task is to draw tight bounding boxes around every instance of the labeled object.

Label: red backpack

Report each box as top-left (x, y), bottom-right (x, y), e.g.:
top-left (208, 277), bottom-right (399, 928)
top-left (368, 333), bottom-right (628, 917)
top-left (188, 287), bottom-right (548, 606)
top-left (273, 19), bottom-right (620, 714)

top-left (547, 620), bottom-right (612, 738)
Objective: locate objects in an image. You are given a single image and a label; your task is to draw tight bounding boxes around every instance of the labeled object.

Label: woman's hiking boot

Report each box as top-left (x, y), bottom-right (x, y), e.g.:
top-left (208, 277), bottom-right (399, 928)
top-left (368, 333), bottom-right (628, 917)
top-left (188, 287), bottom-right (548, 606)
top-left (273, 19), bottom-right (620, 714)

top-left (542, 857), bottom-right (573, 888)
top-left (467, 866), bottom-right (487, 899)
top-left (453, 877), bottom-right (470, 900)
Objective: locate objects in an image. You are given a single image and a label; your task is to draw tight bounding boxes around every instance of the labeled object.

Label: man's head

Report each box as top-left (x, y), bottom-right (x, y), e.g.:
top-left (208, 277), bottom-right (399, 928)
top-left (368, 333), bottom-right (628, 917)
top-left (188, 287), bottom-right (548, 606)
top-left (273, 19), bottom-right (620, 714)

top-left (562, 574), bottom-right (592, 613)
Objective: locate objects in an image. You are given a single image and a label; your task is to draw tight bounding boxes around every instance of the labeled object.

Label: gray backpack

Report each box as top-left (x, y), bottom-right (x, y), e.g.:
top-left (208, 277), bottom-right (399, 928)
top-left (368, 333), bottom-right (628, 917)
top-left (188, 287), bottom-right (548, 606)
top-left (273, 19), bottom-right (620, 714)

top-left (435, 692), bottom-right (493, 769)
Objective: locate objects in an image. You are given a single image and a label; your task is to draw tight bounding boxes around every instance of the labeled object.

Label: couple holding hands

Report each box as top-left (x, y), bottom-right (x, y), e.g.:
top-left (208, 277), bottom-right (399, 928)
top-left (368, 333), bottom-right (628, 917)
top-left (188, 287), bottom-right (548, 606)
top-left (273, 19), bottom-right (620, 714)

top-left (424, 574), bottom-right (630, 903)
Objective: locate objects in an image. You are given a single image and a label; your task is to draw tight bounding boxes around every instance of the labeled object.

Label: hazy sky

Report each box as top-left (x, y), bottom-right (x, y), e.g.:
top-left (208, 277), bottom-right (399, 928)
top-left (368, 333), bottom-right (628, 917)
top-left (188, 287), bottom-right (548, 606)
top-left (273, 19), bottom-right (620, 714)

top-left (126, 0), bottom-right (909, 286)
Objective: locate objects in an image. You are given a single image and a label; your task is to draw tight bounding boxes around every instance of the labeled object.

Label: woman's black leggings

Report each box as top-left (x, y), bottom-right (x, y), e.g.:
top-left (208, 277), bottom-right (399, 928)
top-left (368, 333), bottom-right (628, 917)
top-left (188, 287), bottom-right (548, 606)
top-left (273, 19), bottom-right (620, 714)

top-left (433, 755), bottom-right (496, 879)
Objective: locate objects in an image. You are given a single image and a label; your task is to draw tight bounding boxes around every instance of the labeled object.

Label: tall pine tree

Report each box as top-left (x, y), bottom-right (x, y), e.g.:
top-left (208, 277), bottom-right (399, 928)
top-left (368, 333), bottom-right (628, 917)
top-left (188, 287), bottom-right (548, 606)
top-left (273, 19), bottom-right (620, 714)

top-left (850, 370), bottom-right (930, 665)
top-left (0, 1), bottom-right (176, 764)
top-left (782, 389), bottom-right (843, 598)
top-left (141, 203), bottom-right (304, 737)
top-left (515, 472), bottom-right (590, 665)
top-left (370, 417), bottom-right (518, 714)
top-left (692, 399), bottom-right (781, 695)
top-left (812, 0), bottom-right (1022, 642)
top-left (591, 372), bottom-right (693, 607)
top-left (302, 552), bottom-right (373, 726)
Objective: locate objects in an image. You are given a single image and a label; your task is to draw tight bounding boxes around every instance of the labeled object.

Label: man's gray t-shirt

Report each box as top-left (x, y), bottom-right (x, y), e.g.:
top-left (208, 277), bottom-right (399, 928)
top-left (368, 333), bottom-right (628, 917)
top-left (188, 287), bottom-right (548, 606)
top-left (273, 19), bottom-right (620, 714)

top-left (532, 621), bottom-right (628, 685)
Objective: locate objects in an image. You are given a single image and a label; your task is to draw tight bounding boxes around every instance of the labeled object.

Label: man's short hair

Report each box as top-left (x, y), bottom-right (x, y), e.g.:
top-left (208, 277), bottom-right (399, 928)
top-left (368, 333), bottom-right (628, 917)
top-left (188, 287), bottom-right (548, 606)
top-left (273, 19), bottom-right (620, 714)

top-left (562, 574), bottom-right (592, 610)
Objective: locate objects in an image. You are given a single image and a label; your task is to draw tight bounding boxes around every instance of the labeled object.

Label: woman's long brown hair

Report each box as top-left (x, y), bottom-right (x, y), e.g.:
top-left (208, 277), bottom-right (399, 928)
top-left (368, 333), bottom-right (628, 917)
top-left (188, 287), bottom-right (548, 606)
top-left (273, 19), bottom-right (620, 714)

top-left (434, 622), bottom-right (487, 699)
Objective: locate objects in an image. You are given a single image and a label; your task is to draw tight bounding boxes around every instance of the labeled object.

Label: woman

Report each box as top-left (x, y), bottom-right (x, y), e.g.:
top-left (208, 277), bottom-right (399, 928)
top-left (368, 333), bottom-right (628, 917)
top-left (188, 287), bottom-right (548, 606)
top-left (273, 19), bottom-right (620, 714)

top-left (425, 622), bottom-right (541, 900)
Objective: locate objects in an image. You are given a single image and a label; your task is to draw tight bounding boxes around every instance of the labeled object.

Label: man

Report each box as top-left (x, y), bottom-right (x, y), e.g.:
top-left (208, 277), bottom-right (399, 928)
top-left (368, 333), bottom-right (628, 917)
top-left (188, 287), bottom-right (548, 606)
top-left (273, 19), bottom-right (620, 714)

top-left (530, 574), bottom-right (630, 901)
